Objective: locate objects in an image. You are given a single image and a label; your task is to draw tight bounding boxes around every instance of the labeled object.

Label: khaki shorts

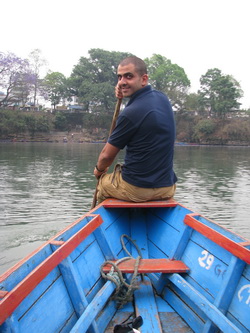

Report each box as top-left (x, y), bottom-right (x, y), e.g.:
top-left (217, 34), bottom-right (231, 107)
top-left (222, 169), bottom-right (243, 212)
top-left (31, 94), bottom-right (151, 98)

top-left (97, 166), bottom-right (176, 203)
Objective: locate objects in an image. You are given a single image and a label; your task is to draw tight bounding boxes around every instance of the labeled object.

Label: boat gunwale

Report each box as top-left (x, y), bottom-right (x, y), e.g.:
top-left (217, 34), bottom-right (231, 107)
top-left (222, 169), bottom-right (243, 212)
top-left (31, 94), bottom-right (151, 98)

top-left (1, 199), bottom-right (249, 332)
top-left (0, 212), bottom-right (99, 283)
top-left (185, 213), bottom-right (250, 264)
top-left (0, 214), bottom-right (103, 325)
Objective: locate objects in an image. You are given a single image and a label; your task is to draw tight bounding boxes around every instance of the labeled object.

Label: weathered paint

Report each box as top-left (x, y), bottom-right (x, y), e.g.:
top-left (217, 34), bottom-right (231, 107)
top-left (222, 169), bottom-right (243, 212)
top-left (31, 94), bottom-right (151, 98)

top-left (0, 199), bottom-right (249, 333)
top-left (102, 259), bottom-right (189, 274)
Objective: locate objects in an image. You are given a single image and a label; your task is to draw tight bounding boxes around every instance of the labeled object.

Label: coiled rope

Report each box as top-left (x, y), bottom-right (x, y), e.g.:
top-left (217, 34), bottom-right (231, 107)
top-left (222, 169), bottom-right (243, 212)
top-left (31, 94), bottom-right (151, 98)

top-left (100, 234), bottom-right (143, 308)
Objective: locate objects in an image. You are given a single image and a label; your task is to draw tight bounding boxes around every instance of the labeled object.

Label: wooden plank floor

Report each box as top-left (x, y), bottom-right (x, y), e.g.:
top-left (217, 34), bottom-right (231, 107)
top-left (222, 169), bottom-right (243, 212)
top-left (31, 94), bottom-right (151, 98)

top-left (104, 298), bottom-right (193, 333)
top-left (105, 311), bottom-right (134, 333)
top-left (159, 313), bottom-right (193, 333)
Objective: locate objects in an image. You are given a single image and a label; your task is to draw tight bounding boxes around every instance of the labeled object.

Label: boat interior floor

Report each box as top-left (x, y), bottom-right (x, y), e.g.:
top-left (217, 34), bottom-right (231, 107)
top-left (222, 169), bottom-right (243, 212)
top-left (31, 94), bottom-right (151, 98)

top-left (105, 296), bottom-right (193, 333)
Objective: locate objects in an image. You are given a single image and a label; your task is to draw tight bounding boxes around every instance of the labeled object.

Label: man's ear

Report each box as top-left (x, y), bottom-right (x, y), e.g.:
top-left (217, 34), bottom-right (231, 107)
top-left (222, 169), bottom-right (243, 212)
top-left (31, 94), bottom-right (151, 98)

top-left (142, 74), bottom-right (149, 87)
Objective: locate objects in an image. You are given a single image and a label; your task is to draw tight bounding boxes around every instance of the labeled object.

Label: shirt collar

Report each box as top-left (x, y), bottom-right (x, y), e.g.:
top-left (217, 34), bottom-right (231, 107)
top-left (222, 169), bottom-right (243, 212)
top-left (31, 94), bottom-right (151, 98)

top-left (127, 85), bottom-right (152, 106)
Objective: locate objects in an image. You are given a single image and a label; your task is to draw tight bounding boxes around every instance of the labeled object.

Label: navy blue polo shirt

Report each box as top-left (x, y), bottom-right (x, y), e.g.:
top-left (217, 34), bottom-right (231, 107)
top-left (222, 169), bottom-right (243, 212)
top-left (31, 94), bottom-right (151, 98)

top-left (108, 85), bottom-right (177, 188)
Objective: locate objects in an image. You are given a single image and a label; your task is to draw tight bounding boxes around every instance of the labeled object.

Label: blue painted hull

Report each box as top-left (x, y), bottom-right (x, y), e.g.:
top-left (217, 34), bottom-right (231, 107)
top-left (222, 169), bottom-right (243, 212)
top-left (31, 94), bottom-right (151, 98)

top-left (0, 199), bottom-right (249, 332)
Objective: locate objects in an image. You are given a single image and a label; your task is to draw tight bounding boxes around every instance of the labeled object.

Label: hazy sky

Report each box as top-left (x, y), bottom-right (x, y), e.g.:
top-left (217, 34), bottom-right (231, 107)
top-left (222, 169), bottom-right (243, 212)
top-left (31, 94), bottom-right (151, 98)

top-left (2, 0), bottom-right (249, 108)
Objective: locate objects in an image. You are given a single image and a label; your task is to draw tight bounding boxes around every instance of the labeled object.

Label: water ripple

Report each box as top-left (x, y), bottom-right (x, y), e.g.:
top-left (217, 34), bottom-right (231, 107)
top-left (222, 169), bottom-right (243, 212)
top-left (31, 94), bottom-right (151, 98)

top-left (1, 143), bottom-right (250, 274)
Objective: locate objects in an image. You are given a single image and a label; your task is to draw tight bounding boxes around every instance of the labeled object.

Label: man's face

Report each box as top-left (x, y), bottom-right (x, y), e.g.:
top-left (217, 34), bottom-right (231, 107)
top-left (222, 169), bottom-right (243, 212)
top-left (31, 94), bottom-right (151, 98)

top-left (117, 63), bottom-right (148, 97)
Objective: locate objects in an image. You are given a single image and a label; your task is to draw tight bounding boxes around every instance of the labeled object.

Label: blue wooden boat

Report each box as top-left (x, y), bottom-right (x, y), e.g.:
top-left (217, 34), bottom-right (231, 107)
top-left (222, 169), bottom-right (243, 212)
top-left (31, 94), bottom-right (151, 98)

top-left (0, 199), bottom-right (250, 333)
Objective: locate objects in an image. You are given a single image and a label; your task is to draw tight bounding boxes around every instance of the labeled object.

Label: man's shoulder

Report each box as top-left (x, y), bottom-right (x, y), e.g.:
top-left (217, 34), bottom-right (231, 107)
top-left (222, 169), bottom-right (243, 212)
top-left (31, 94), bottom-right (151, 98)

top-left (150, 88), bottom-right (168, 99)
top-left (141, 87), bottom-right (170, 104)
top-left (125, 86), bottom-right (172, 115)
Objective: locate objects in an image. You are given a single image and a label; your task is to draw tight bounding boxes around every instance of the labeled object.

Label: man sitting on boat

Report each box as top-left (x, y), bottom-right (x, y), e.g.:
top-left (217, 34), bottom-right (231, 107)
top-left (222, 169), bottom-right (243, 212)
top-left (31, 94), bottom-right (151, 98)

top-left (94, 56), bottom-right (177, 203)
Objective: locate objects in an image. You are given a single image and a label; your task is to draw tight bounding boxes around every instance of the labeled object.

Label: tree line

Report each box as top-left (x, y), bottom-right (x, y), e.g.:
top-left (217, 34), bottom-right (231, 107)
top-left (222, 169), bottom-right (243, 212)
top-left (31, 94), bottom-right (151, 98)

top-left (1, 49), bottom-right (248, 119)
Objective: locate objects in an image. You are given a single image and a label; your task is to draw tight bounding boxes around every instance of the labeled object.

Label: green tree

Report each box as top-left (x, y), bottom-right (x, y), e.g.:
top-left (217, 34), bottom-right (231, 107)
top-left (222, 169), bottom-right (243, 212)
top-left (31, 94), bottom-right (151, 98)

top-left (183, 93), bottom-right (201, 112)
top-left (198, 68), bottom-right (243, 118)
top-left (54, 112), bottom-right (68, 130)
top-left (0, 110), bottom-right (26, 135)
top-left (42, 72), bottom-right (67, 110)
top-left (144, 54), bottom-right (190, 110)
top-left (69, 49), bottom-right (132, 113)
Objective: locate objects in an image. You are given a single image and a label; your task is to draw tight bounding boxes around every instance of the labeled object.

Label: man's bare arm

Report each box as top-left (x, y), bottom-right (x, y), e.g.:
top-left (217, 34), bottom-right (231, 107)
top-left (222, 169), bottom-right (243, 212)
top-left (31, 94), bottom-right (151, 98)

top-left (94, 143), bottom-right (120, 178)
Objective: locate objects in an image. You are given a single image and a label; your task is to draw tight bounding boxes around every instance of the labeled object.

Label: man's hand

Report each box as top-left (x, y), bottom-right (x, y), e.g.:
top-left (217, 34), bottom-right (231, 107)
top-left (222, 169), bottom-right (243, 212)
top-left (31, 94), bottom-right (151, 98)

top-left (115, 84), bottom-right (123, 100)
top-left (94, 166), bottom-right (108, 179)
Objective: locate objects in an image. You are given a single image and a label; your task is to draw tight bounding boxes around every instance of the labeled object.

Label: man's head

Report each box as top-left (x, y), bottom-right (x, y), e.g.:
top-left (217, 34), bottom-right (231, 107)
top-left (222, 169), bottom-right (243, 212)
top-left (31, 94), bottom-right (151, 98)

top-left (119, 56), bottom-right (147, 76)
top-left (117, 56), bottom-right (148, 98)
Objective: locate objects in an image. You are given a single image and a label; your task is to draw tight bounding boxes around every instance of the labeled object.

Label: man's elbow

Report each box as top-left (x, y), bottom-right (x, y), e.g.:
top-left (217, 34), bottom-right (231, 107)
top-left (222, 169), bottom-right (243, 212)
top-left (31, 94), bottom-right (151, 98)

top-left (100, 152), bottom-right (115, 164)
top-left (101, 143), bottom-right (120, 163)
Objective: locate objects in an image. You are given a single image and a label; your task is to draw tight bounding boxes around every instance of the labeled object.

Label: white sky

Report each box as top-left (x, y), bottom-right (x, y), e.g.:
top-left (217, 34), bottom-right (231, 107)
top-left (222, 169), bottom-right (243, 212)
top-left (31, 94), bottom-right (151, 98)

top-left (1, 0), bottom-right (249, 108)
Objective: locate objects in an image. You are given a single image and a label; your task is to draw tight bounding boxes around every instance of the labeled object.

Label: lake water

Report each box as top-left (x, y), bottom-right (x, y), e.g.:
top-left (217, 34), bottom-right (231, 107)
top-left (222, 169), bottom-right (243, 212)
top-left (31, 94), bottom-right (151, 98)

top-left (0, 142), bottom-right (250, 274)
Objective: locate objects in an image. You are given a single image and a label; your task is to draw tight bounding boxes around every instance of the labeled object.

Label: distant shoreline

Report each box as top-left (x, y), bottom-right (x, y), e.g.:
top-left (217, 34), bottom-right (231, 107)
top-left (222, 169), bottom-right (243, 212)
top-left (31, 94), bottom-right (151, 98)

top-left (1, 131), bottom-right (250, 147)
top-left (1, 139), bottom-right (249, 147)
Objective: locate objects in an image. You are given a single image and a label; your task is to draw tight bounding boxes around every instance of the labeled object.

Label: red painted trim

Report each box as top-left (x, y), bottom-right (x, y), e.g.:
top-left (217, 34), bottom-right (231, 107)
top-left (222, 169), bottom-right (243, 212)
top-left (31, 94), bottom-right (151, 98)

top-left (102, 198), bottom-right (178, 208)
top-left (0, 214), bottom-right (103, 325)
top-left (239, 241), bottom-right (250, 246)
top-left (50, 240), bottom-right (65, 246)
top-left (185, 213), bottom-right (250, 265)
top-left (0, 212), bottom-right (104, 283)
top-left (102, 259), bottom-right (189, 274)
top-left (0, 291), bottom-right (8, 299)
top-left (0, 213), bottom-right (98, 282)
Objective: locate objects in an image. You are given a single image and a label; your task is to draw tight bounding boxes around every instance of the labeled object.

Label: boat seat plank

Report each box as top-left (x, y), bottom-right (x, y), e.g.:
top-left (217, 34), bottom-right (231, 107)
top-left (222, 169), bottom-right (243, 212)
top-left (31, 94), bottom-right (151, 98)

top-left (102, 259), bottom-right (190, 274)
top-left (184, 213), bottom-right (250, 264)
top-left (102, 198), bottom-right (178, 208)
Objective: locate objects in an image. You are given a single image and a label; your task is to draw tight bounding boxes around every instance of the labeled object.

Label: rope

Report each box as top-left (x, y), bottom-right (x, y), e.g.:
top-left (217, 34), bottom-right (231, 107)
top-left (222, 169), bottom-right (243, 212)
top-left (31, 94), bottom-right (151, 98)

top-left (100, 234), bottom-right (142, 308)
top-left (120, 234), bottom-right (142, 258)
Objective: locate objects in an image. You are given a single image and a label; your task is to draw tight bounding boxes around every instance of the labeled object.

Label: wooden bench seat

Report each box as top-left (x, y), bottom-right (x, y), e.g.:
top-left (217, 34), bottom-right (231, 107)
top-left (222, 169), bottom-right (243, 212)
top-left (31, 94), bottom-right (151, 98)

top-left (102, 198), bottom-right (178, 208)
top-left (102, 258), bottom-right (189, 274)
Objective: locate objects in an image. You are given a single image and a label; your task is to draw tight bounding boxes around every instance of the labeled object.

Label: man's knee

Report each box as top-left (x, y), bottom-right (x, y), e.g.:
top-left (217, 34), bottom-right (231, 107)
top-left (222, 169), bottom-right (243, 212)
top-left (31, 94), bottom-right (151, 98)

top-left (97, 172), bottom-right (117, 202)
